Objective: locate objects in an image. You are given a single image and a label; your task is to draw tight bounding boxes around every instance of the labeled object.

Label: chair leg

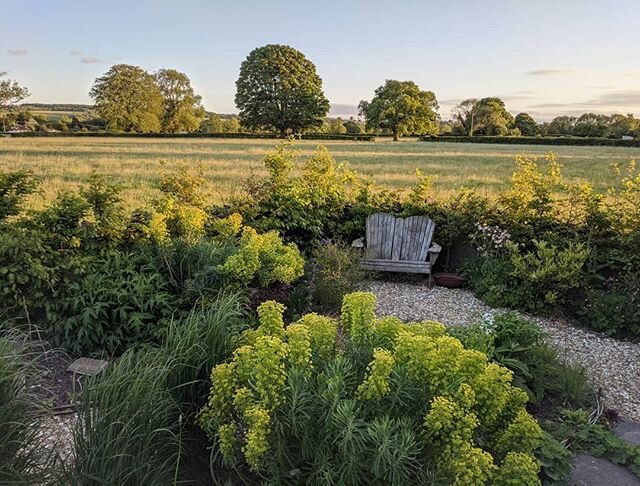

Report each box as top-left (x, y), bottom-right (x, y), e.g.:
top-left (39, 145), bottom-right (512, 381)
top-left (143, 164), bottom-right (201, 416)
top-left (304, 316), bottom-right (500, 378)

top-left (428, 273), bottom-right (432, 288)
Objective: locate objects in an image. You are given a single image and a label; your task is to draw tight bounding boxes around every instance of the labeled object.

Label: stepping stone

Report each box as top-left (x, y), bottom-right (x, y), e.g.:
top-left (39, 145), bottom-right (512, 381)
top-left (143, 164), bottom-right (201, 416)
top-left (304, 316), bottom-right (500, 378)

top-left (67, 357), bottom-right (109, 377)
top-left (570, 454), bottom-right (640, 486)
top-left (616, 420), bottom-right (640, 446)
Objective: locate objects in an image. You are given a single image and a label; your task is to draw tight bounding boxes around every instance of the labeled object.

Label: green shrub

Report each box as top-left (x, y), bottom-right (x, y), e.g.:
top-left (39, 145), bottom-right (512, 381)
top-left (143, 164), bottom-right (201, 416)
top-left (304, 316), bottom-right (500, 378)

top-left (237, 142), bottom-right (363, 247)
top-left (579, 271), bottom-right (640, 338)
top-left (221, 226), bottom-right (304, 286)
top-left (451, 313), bottom-right (593, 407)
top-left (535, 432), bottom-right (573, 485)
top-left (0, 227), bottom-right (54, 314)
top-left (0, 170), bottom-right (39, 222)
top-left (198, 292), bottom-right (543, 485)
top-left (50, 249), bottom-right (175, 355)
top-left (69, 292), bottom-right (247, 484)
top-left (157, 237), bottom-right (236, 307)
top-left (311, 241), bottom-right (364, 312)
top-left (465, 240), bottom-right (589, 314)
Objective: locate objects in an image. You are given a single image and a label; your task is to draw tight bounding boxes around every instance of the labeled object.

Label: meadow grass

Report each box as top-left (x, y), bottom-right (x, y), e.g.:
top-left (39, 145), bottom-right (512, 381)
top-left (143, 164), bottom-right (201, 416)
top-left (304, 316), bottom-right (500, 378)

top-left (1, 136), bottom-right (638, 209)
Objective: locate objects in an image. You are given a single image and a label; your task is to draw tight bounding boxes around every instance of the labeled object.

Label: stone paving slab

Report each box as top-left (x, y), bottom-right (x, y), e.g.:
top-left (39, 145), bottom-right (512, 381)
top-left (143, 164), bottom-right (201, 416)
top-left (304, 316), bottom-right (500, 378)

top-left (570, 454), bottom-right (640, 486)
top-left (67, 357), bottom-right (109, 376)
top-left (616, 420), bottom-right (640, 447)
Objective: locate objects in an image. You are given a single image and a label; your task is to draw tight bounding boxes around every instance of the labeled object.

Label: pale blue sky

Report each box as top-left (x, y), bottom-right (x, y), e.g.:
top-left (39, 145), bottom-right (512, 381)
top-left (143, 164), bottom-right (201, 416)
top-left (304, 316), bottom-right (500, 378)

top-left (2, 0), bottom-right (639, 120)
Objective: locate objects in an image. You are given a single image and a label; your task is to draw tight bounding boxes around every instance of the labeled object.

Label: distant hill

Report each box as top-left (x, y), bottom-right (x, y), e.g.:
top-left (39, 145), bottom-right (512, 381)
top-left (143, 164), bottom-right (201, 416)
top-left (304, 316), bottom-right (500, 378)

top-left (20, 103), bottom-right (242, 120)
top-left (20, 103), bottom-right (94, 112)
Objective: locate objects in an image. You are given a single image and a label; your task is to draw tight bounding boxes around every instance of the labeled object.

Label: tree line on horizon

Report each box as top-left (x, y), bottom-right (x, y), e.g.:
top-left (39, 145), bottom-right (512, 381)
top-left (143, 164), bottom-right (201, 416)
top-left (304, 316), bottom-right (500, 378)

top-left (2, 46), bottom-right (639, 140)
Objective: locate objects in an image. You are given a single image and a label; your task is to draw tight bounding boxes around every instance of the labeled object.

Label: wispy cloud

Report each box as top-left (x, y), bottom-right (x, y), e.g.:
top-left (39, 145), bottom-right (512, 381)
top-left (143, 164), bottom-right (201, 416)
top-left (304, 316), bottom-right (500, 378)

top-left (72, 49), bottom-right (118, 64)
top-left (80, 57), bottom-right (107, 64)
top-left (585, 90), bottom-right (640, 107)
top-left (7, 49), bottom-right (28, 56)
top-left (527, 69), bottom-right (576, 76)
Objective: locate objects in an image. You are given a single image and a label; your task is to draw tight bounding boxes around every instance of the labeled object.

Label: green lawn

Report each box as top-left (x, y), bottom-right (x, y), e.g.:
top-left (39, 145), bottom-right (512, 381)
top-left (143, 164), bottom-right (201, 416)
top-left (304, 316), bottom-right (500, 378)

top-left (1, 136), bottom-right (637, 209)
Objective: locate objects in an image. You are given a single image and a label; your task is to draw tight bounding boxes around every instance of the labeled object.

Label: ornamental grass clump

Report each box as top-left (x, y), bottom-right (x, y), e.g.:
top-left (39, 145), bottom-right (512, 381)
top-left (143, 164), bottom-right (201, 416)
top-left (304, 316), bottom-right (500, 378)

top-left (199, 292), bottom-right (543, 485)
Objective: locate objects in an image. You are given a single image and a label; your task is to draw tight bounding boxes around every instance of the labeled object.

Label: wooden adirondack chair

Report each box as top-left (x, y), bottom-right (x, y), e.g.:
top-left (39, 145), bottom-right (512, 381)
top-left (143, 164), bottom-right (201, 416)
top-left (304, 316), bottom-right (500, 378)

top-left (352, 213), bottom-right (441, 283)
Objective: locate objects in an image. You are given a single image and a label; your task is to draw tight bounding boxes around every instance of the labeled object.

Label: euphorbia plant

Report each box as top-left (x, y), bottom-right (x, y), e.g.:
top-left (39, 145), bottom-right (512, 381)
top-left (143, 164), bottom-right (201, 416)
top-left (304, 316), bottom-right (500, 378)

top-left (199, 293), bottom-right (543, 485)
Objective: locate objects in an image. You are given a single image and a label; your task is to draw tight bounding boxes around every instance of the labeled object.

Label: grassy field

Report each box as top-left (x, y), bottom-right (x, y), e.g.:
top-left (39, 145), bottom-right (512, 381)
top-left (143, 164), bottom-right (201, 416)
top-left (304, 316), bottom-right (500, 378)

top-left (1, 136), bottom-right (638, 209)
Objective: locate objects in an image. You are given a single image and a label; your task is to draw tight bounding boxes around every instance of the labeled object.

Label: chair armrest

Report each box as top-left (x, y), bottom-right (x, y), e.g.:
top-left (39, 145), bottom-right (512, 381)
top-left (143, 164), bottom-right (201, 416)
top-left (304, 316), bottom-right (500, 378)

top-left (428, 242), bottom-right (442, 266)
top-left (352, 237), bottom-right (365, 248)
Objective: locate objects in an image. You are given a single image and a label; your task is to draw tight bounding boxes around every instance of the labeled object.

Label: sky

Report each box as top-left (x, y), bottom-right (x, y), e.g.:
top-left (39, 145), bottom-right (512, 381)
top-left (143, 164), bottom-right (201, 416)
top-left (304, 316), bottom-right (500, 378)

top-left (2, 0), bottom-right (640, 121)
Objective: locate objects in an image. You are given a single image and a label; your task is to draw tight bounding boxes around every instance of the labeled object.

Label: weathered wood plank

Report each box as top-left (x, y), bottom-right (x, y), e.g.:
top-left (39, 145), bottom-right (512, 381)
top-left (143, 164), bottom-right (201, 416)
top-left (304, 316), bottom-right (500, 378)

top-left (361, 258), bottom-right (431, 274)
top-left (417, 219), bottom-right (433, 261)
top-left (367, 213), bottom-right (397, 259)
top-left (391, 218), bottom-right (405, 261)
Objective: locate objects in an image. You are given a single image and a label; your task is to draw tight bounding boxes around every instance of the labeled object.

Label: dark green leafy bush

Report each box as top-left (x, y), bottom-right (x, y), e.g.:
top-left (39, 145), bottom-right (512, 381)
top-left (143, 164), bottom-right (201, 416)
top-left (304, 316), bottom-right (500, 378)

top-left (311, 240), bottom-right (364, 312)
top-left (0, 170), bottom-right (39, 222)
top-left (579, 269), bottom-right (640, 337)
top-left (535, 432), bottom-right (573, 485)
top-left (157, 237), bottom-right (235, 307)
top-left (50, 249), bottom-right (175, 355)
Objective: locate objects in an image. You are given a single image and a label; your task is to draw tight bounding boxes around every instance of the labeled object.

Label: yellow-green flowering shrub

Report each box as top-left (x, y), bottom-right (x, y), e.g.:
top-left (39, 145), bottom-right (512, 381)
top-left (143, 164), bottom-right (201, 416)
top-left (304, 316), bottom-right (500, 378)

top-left (356, 348), bottom-right (395, 400)
top-left (220, 227), bottom-right (304, 286)
top-left (495, 452), bottom-right (541, 486)
top-left (208, 212), bottom-right (243, 240)
top-left (199, 292), bottom-right (542, 484)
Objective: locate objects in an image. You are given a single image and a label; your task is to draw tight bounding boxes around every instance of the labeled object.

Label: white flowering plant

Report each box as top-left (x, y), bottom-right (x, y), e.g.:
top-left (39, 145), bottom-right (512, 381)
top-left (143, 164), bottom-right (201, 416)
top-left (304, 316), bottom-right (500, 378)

top-left (471, 223), bottom-right (515, 257)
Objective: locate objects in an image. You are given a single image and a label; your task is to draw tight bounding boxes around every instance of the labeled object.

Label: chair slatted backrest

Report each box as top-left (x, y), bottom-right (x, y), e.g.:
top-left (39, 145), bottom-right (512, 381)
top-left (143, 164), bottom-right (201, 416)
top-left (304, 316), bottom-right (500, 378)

top-left (365, 213), bottom-right (435, 262)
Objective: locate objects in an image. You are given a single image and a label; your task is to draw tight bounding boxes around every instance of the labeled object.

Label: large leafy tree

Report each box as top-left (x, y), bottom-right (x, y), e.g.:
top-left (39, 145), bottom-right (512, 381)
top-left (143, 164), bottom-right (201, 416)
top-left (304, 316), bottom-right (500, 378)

top-left (547, 116), bottom-right (576, 136)
top-left (359, 80), bottom-right (439, 141)
top-left (0, 72), bottom-right (30, 132)
top-left (452, 97), bottom-right (514, 136)
top-left (573, 112), bottom-right (610, 138)
top-left (514, 113), bottom-right (539, 136)
top-left (235, 45), bottom-right (330, 135)
top-left (155, 68), bottom-right (205, 133)
top-left (609, 113), bottom-right (639, 138)
top-left (473, 97), bottom-right (514, 136)
top-left (90, 64), bottom-right (163, 133)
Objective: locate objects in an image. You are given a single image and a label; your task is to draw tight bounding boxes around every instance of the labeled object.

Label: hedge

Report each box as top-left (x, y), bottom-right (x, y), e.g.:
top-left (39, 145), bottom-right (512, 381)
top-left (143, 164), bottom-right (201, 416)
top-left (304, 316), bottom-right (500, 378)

top-left (3, 131), bottom-right (375, 141)
top-left (420, 135), bottom-right (640, 147)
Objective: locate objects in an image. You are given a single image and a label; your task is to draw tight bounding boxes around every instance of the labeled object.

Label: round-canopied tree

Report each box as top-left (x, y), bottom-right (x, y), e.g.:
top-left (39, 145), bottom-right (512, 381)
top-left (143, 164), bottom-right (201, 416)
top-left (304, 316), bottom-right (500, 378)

top-left (90, 64), bottom-right (163, 133)
top-left (235, 45), bottom-right (330, 135)
top-left (155, 68), bottom-right (206, 133)
top-left (473, 97), bottom-right (514, 136)
top-left (514, 112), bottom-right (539, 136)
top-left (358, 80), bottom-right (439, 141)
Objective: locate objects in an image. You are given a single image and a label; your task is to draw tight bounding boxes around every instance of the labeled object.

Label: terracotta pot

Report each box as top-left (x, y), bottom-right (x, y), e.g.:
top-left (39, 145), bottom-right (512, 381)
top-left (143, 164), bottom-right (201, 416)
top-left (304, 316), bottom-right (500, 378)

top-left (433, 272), bottom-right (466, 288)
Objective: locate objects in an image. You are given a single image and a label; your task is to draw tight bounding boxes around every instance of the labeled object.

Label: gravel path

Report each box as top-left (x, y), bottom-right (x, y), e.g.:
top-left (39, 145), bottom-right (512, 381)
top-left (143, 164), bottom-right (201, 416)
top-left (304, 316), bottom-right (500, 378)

top-left (364, 280), bottom-right (640, 423)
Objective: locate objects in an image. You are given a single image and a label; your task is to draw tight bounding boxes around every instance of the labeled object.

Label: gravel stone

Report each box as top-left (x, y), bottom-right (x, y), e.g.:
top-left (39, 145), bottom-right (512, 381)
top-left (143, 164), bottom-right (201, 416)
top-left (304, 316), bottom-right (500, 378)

top-left (39, 413), bottom-right (76, 465)
top-left (363, 280), bottom-right (640, 423)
